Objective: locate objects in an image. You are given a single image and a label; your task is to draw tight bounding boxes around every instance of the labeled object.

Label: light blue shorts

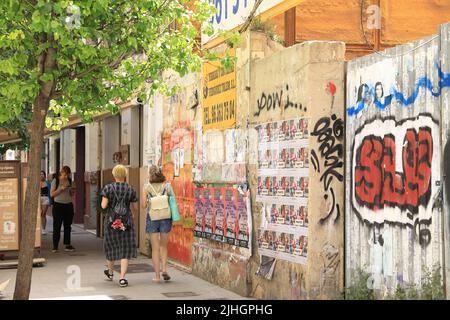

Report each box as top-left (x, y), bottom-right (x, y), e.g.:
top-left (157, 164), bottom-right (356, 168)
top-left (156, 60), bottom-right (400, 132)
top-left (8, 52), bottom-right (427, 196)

top-left (146, 215), bottom-right (172, 234)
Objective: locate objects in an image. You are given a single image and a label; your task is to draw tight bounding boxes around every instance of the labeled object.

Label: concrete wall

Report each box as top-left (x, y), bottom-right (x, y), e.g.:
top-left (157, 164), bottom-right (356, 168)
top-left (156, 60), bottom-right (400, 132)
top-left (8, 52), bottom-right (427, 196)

top-left (85, 123), bottom-right (100, 172)
top-left (191, 32), bottom-right (285, 297)
top-left (143, 90), bottom-right (163, 167)
top-left (121, 106), bottom-right (140, 168)
top-left (102, 115), bottom-right (120, 170)
top-left (47, 134), bottom-right (60, 175)
top-left (84, 122), bottom-right (101, 229)
top-left (247, 40), bottom-right (345, 299)
top-left (60, 128), bottom-right (76, 171)
top-left (190, 32), bottom-right (346, 299)
top-left (345, 26), bottom-right (447, 296)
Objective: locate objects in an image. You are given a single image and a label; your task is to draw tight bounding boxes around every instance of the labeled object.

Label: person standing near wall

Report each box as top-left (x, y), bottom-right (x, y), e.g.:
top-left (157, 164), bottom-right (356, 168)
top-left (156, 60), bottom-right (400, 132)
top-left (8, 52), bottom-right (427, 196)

top-left (50, 166), bottom-right (76, 252)
top-left (142, 165), bottom-right (175, 282)
top-left (101, 165), bottom-right (138, 288)
top-left (40, 171), bottom-right (52, 235)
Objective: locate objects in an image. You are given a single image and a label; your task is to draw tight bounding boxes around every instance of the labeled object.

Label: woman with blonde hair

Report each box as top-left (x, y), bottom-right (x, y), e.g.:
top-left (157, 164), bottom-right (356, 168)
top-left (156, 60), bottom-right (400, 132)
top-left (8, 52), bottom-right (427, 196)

top-left (101, 165), bottom-right (138, 287)
top-left (142, 165), bottom-right (175, 282)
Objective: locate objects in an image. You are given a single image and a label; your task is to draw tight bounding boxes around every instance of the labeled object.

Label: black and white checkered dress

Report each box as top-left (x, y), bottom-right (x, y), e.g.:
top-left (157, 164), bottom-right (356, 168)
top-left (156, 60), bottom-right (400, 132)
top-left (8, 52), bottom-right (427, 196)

top-left (101, 182), bottom-right (138, 261)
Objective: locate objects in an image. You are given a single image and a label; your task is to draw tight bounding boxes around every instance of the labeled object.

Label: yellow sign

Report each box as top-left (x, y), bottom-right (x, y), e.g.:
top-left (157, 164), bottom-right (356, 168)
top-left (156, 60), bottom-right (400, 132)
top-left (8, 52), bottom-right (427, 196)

top-left (202, 49), bottom-right (236, 131)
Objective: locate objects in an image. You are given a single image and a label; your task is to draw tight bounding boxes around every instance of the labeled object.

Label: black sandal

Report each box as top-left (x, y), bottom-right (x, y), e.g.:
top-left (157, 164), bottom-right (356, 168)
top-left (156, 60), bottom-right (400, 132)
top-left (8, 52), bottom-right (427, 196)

top-left (104, 269), bottom-right (113, 281)
top-left (119, 279), bottom-right (128, 287)
top-left (162, 272), bottom-right (171, 281)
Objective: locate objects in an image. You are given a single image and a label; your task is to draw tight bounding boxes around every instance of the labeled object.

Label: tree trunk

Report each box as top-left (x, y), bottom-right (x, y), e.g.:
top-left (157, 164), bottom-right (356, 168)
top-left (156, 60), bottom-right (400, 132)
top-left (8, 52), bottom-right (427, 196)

top-left (13, 46), bottom-right (56, 300)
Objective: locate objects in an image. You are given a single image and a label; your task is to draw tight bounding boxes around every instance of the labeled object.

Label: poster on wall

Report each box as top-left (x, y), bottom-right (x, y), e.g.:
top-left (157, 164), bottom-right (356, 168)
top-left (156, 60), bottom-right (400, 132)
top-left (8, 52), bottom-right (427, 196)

top-left (225, 189), bottom-right (237, 245)
top-left (193, 186), bottom-right (252, 250)
top-left (213, 188), bottom-right (225, 242)
top-left (255, 118), bottom-right (310, 265)
top-left (173, 148), bottom-right (180, 177)
top-left (194, 188), bottom-right (204, 237)
top-left (203, 188), bottom-right (214, 239)
top-left (255, 255), bottom-right (277, 280)
top-left (202, 49), bottom-right (236, 132)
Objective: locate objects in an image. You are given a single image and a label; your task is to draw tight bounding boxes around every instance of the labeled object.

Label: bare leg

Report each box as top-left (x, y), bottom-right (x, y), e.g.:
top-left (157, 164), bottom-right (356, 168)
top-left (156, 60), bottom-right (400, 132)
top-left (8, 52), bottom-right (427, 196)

top-left (120, 259), bottom-right (128, 279)
top-left (160, 233), bottom-right (169, 273)
top-left (150, 233), bottom-right (161, 281)
top-left (41, 205), bottom-right (48, 231)
top-left (106, 260), bottom-right (114, 273)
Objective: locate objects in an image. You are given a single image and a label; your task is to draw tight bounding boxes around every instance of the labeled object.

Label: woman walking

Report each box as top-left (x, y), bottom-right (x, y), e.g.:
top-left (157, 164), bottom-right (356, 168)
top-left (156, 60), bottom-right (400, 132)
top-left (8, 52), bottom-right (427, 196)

top-left (142, 165), bottom-right (175, 282)
top-left (101, 165), bottom-right (138, 287)
top-left (50, 166), bottom-right (76, 252)
top-left (40, 171), bottom-right (52, 235)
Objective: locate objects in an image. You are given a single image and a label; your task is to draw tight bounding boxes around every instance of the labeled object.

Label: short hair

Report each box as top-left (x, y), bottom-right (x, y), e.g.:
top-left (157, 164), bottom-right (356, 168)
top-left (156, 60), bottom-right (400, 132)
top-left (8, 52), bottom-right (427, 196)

top-left (112, 165), bottom-right (127, 180)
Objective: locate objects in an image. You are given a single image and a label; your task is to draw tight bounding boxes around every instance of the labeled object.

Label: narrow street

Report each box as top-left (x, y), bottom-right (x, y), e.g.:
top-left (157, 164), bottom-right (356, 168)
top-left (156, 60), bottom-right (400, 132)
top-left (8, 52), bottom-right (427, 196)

top-left (0, 218), bottom-right (246, 300)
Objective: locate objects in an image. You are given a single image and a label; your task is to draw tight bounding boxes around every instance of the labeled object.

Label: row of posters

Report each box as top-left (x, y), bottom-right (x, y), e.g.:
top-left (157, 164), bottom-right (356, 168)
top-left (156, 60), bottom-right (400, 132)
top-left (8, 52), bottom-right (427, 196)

top-left (257, 119), bottom-right (309, 143)
top-left (257, 230), bottom-right (308, 265)
top-left (256, 118), bottom-right (310, 265)
top-left (194, 187), bottom-right (251, 249)
top-left (258, 147), bottom-right (309, 170)
top-left (257, 176), bottom-right (309, 198)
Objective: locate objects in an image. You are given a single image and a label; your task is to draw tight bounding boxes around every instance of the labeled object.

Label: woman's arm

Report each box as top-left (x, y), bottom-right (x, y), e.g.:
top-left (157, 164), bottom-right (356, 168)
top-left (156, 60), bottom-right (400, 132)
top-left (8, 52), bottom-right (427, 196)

top-left (101, 197), bottom-right (109, 209)
top-left (141, 187), bottom-right (148, 209)
top-left (50, 181), bottom-right (66, 198)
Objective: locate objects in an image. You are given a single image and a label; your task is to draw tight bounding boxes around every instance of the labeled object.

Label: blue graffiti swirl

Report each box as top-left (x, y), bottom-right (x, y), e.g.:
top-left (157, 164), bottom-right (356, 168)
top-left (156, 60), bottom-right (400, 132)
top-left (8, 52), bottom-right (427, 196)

top-left (347, 63), bottom-right (450, 117)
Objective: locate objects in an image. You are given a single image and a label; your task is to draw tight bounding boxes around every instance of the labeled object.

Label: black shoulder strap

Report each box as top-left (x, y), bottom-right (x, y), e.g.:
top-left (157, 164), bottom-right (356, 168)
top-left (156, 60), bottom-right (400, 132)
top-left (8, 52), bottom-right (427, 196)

top-left (112, 183), bottom-right (128, 204)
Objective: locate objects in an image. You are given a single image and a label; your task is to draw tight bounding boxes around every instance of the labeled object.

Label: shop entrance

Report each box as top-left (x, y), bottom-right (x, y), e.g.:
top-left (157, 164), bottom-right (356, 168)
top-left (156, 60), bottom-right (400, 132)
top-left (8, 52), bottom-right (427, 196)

top-left (74, 127), bottom-right (85, 224)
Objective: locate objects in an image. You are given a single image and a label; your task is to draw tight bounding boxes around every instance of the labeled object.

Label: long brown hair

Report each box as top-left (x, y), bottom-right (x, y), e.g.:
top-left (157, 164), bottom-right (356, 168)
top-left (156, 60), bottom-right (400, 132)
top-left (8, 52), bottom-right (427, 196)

top-left (149, 165), bottom-right (166, 183)
top-left (61, 166), bottom-right (71, 175)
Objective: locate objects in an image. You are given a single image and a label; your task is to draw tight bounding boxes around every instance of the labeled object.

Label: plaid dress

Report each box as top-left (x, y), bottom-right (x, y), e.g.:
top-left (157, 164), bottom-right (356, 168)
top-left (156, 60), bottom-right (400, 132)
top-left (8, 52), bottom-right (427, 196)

top-left (101, 182), bottom-right (138, 261)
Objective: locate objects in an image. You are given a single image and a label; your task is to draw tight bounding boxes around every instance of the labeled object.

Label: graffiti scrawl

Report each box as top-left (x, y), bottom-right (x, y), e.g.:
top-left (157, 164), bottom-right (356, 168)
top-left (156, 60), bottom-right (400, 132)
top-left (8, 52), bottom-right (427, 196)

top-left (351, 114), bottom-right (439, 245)
top-left (311, 114), bottom-right (344, 224)
top-left (347, 64), bottom-right (450, 116)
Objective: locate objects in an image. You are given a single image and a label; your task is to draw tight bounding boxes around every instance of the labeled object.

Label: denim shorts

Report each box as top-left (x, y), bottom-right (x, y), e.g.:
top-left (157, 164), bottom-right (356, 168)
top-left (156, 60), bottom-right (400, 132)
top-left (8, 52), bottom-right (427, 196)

top-left (146, 215), bottom-right (172, 234)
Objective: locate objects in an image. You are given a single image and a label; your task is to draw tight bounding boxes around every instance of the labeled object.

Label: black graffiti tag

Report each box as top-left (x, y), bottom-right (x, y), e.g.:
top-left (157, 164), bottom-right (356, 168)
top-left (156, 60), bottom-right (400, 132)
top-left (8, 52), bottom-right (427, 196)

top-left (254, 85), bottom-right (304, 117)
top-left (311, 114), bottom-right (344, 224)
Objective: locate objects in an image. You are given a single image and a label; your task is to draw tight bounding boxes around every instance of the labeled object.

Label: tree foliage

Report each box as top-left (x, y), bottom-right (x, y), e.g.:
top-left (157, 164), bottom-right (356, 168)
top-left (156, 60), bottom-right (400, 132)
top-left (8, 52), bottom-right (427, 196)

top-left (0, 0), bottom-right (220, 129)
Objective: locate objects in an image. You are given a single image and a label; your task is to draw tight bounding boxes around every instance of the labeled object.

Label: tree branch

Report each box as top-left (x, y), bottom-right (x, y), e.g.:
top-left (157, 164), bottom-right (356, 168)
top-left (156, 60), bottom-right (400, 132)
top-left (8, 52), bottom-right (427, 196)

top-left (239, 0), bottom-right (264, 34)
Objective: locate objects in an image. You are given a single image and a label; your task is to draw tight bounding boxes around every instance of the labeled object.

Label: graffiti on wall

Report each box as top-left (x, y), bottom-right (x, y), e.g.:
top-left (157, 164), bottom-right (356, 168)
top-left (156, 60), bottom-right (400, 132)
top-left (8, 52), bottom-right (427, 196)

top-left (347, 64), bottom-right (450, 116)
top-left (163, 124), bottom-right (195, 266)
top-left (351, 114), bottom-right (439, 246)
top-left (254, 85), bottom-right (305, 117)
top-left (311, 114), bottom-right (344, 224)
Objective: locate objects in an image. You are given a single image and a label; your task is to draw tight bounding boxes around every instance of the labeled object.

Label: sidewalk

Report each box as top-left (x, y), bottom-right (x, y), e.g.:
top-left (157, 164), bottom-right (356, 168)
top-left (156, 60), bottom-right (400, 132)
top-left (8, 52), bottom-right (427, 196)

top-left (0, 219), bottom-right (247, 300)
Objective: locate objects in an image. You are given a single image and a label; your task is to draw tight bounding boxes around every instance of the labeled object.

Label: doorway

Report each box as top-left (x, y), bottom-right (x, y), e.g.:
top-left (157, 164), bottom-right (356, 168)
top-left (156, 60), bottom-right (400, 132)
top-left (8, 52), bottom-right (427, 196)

top-left (74, 127), bottom-right (85, 224)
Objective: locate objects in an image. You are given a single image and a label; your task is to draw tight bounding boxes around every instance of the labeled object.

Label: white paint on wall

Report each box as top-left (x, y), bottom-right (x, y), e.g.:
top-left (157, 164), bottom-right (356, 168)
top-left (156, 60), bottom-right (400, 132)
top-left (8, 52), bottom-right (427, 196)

top-left (85, 122), bottom-right (99, 172)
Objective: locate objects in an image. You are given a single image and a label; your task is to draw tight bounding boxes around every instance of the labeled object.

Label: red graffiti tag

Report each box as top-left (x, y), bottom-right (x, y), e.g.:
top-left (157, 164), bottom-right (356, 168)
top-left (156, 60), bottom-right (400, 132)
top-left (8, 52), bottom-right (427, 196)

top-left (354, 127), bottom-right (432, 213)
top-left (326, 82), bottom-right (336, 96)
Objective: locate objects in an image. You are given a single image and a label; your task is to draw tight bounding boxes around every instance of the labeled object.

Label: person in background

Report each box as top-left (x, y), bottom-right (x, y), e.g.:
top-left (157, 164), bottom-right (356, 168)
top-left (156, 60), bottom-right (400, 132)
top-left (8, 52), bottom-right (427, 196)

top-left (50, 166), bottom-right (76, 253)
top-left (40, 171), bottom-right (52, 235)
top-left (101, 165), bottom-right (138, 288)
top-left (142, 165), bottom-right (175, 283)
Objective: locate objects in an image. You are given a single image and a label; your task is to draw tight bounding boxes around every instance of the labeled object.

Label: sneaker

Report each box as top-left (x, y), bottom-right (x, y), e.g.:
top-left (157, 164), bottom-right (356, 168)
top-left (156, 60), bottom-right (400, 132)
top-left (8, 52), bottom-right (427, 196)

top-left (162, 272), bottom-right (171, 281)
top-left (64, 245), bottom-right (75, 252)
top-left (104, 269), bottom-right (113, 281)
top-left (119, 279), bottom-right (128, 287)
top-left (52, 248), bottom-right (58, 253)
